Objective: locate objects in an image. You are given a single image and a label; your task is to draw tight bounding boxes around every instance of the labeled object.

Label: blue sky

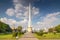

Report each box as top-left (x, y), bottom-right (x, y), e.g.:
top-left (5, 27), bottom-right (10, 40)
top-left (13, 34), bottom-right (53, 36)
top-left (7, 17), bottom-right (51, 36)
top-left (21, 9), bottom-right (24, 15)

top-left (0, 0), bottom-right (60, 30)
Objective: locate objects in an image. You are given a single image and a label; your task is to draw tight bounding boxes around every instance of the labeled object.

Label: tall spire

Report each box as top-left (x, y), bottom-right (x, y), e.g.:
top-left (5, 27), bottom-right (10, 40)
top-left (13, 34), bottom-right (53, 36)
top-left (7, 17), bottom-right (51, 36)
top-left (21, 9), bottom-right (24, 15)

top-left (28, 3), bottom-right (31, 27)
top-left (27, 3), bottom-right (32, 32)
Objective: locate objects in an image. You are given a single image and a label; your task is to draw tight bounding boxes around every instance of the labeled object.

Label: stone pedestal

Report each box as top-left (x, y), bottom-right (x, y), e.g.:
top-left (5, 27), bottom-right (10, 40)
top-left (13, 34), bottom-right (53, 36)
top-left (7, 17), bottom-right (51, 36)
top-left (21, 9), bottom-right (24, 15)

top-left (27, 27), bottom-right (32, 32)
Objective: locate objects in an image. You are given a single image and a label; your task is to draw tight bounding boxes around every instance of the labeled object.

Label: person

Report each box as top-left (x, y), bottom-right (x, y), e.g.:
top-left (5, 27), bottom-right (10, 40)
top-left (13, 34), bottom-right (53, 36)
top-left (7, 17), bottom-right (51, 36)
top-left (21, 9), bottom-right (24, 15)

top-left (16, 36), bottom-right (19, 40)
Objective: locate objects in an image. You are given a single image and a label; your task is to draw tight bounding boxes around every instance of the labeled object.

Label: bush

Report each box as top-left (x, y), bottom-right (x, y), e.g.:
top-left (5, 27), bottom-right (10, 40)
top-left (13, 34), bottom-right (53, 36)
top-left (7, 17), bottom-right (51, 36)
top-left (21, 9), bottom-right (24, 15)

top-left (48, 28), bottom-right (54, 32)
top-left (13, 32), bottom-right (18, 37)
top-left (53, 31), bottom-right (56, 34)
top-left (55, 25), bottom-right (60, 33)
top-left (44, 32), bottom-right (48, 34)
top-left (35, 30), bottom-right (44, 36)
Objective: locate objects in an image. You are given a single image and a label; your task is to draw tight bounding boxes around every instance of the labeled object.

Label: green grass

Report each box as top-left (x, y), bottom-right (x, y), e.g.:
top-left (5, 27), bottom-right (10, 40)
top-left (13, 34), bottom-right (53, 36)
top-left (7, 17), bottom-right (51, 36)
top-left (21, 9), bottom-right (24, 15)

top-left (34, 33), bottom-right (60, 39)
top-left (0, 34), bottom-right (16, 40)
top-left (0, 33), bottom-right (23, 40)
top-left (0, 34), bottom-right (12, 39)
top-left (43, 33), bottom-right (60, 38)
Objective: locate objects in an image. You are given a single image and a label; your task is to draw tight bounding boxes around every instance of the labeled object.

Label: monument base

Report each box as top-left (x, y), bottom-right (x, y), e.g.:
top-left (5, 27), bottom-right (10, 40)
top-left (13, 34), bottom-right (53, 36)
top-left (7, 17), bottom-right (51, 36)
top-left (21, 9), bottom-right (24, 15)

top-left (27, 27), bottom-right (32, 32)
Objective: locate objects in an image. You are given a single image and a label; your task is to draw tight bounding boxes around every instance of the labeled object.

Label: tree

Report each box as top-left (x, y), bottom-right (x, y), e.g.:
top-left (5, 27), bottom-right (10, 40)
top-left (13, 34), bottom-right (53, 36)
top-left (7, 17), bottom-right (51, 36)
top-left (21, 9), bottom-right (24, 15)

top-left (0, 21), bottom-right (12, 33)
top-left (39, 30), bottom-right (44, 36)
top-left (55, 25), bottom-right (60, 33)
top-left (17, 26), bottom-right (22, 36)
top-left (48, 28), bottom-right (54, 32)
top-left (17, 26), bottom-right (22, 32)
top-left (12, 26), bottom-right (23, 37)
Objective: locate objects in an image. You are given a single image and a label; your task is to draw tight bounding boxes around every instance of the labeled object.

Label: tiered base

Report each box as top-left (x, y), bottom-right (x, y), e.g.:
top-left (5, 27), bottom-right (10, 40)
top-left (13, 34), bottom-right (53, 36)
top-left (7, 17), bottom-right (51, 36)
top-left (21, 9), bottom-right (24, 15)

top-left (27, 27), bottom-right (32, 32)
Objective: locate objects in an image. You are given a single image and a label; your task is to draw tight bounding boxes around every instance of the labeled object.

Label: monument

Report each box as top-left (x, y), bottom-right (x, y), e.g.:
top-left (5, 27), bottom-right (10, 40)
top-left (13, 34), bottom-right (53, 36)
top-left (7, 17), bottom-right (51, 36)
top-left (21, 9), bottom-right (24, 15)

top-left (27, 3), bottom-right (32, 32)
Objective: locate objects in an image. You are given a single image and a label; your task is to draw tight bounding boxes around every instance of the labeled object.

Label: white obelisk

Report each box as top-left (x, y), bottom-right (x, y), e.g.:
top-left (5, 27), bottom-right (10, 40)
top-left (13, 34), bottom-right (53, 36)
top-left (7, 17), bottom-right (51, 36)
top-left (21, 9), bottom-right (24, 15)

top-left (27, 3), bottom-right (32, 32)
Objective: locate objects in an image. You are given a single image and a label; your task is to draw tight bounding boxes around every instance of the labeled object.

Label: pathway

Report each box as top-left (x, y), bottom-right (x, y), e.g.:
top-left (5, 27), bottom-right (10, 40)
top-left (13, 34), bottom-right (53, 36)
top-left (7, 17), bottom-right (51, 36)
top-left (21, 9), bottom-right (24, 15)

top-left (19, 32), bottom-right (39, 40)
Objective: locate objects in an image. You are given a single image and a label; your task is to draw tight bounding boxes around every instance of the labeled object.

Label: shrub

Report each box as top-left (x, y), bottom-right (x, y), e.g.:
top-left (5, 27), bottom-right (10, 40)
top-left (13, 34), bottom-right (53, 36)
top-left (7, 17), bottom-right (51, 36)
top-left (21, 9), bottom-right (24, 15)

top-left (35, 30), bottom-right (44, 36)
top-left (13, 31), bottom-right (18, 37)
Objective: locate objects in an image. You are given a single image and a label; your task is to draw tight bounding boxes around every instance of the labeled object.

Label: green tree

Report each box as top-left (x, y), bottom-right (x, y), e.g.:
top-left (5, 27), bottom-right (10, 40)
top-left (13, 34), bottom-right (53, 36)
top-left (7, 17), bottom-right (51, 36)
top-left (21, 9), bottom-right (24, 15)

top-left (48, 28), bottom-right (54, 32)
top-left (35, 30), bottom-right (44, 36)
top-left (17, 26), bottom-right (22, 32)
top-left (39, 30), bottom-right (44, 36)
top-left (12, 26), bottom-right (23, 37)
top-left (0, 21), bottom-right (12, 33)
top-left (55, 25), bottom-right (60, 33)
top-left (17, 26), bottom-right (22, 36)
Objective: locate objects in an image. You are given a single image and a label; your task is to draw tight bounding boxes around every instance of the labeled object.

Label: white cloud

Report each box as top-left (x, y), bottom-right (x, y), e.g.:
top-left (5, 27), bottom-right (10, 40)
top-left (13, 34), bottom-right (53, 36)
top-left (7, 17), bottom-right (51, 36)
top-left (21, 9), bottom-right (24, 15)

top-left (0, 17), bottom-right (8, 23)
top-left (32, 7), bottom-right (39, 15)
top-left (6, 8), bottom-right (15, 16)
top-left (20, 19), bottom-right (27, 23)
top-left (4, 0), bottom-right (60, 30)
top-left (0, 17), bottom-right (28, 29)
top-left (5, 0), bottom-right (39, 30)
top-left (6, 0), bottom-right (39, 19)
top-left (16, 13), bottom-right (23, 18)
top-left (0, 17), bottom-right (16, 25)
top-left (13, 0), bottom-right (19, 3)
top-left (37, 12), bottom-right (60, 29)
top-left (46, 12), bottom-right (60, 18)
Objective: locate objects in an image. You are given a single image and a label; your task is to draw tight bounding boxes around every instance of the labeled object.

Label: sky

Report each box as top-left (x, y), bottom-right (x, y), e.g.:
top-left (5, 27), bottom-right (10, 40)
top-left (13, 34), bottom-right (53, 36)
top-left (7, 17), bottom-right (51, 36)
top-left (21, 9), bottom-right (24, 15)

top-left (0, 0), bottom-right (60, 30)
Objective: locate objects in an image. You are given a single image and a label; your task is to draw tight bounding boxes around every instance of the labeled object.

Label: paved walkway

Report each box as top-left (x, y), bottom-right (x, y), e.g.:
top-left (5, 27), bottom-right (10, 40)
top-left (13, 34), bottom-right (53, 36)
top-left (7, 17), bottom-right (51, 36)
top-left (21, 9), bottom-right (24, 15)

top-left (19, 32), bottom-right (39, 40)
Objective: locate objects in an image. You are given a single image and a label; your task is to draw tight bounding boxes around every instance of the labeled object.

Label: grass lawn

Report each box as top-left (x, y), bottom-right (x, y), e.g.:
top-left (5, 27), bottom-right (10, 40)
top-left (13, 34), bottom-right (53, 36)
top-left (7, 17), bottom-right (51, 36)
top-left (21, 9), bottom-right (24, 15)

top-left (0, 33), bottom-right (23, 40)
top-left (34, 33), bottom-right (60, 40)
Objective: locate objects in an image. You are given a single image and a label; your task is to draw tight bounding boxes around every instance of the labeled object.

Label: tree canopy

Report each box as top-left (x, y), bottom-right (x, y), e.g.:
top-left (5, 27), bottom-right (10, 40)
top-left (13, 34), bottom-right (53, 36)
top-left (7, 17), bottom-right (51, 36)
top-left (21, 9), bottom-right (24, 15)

top-left (0, 21), bottom-right (12, 33)
top-left (17, 26), bottom-right (22, 32)
top-left (55, 25), bottom-right (60, 33)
